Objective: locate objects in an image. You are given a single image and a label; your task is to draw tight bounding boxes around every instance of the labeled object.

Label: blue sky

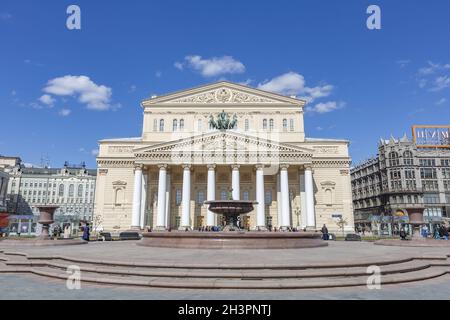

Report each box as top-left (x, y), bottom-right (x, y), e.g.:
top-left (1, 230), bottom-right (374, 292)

top-left (1, 0), bottom-right (449, 168)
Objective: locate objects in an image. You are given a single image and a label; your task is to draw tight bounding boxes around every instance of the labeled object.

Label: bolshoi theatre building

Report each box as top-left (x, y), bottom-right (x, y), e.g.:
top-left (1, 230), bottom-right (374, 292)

top-left (94, 81), bottom-right (354, 233)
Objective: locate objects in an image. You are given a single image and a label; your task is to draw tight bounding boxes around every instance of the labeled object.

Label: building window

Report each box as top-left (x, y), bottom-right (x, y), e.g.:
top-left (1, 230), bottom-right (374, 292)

top-left (244, 119), bottom-right (249, 131)
top-left (69, 184), bottom-right (74, 197)
top-left (265, 190), bottom-right (272, 205)
top-left (197, 119), bottom-right (202, 132)
top-left (282, 119), bottom-right (288, 132)
top-left (420, 168), bottom-right (437, 179)
top-left (175, 189), bottom-right (182, 205)
top-left (173, 119), bottom-right (178, 131)
top-left (441, 159), bottom-right (450, 167)
top-left (197, 191), bottom-right (205, 204)
top-left (179, 119), bottom-right (184, 131)
top-left (403, 151), bottom-right (413, 165)
top-left (388, 152), bottom-right (399, 166)
top-left (263, 119), bottom-right (267, 130)
top-left (423, 193), bottom-right (440, 204)
top-left (77, 185), bottom-right (83, 197)
top-left (289, 119), bottom-right (294, 132)
top-left (221, 190), bottom-right (227, 201)
top-left (159, 119), bottom-right (165, 132)
top-left (419, 159), bottom-right (436, 167)
top-left (153, 119), bottom-right (158, 132)
top-left (243, 191), bottom-right (250, 201)
top-left (58, 184), bottom-right (64, 197)
top-left (269, 119), bottom-right (274, 131)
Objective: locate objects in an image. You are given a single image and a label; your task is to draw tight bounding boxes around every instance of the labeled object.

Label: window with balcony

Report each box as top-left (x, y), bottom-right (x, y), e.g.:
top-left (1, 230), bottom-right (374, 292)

top-left (389, 152), bottom-right (400, 166)
top-left (423, 193), bottom-right (440, 204)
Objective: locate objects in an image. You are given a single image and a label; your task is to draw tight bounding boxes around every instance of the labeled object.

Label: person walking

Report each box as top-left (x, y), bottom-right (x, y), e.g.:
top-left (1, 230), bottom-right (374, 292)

top-left (399, 228), bottom-right (407, 240)
top-left (63, 224), bottom-right (71, 239)
top-left (82, 223), bottom-right (90, 241)
top-left (321, 224), bottom-right (329, 241)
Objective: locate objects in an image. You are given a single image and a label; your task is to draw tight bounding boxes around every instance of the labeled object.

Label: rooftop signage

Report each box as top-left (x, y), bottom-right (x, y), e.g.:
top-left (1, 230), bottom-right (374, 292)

top-left (412, 125), bottom-right (450, 148)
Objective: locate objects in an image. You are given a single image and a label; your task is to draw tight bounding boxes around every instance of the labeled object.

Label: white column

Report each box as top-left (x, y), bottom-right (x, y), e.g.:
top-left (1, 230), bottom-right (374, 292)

top-left (156, 165), bottom-right (167, 229)
top-left (305, 166), bottom-right (316, 229)
top-left (165, 171), bottom-right (171, 229)
top-left (299, 171), bottom-right (307, 229)
top-left (180, 164), bottom-right (192, 230)
top-left (231, 165), bottom-right (240, 200)
top-left (280, 165), bottom-right (291, 229)
top-left (255, 164), bottom-right (266, 230)
top-left (139, 171), bottom-right (148, 229)
top-left (206, 164), bottom-right (216, 227)
top-left (131, 165), bottom-right (143, 229)
top-left (276, 174), bottom-right (282, 228)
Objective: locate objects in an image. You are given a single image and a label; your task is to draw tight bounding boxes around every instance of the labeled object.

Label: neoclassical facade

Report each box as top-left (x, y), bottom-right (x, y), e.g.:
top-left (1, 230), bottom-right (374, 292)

top-left (94, 81), bottom-right (354, 233)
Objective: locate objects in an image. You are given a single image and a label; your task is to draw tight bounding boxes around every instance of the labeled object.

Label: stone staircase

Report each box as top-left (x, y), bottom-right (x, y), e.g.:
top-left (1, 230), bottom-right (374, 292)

top-left (1, 250), bottom-right (449, 289)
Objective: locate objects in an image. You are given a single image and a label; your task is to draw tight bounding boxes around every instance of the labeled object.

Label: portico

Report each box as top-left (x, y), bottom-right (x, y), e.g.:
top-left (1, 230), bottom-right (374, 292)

top-left (94, 81), bottom-right (354, 234)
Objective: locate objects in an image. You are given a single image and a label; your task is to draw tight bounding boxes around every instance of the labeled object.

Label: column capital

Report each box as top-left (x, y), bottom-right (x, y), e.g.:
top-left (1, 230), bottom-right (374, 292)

top-left (231, 164), bottom-right (240, 170)
top-left (255, 164), bottom-right (265, 170)
top-left (280, 164), bottom-right (290, 170)
top-left (158, 164), bottom-right (168, 170)
top-left (207, 164), bottom-right (216, 170)
top-left (182, 164), bottom-right (192, 170)
top-left (134, 164), bottom-right (144, 171)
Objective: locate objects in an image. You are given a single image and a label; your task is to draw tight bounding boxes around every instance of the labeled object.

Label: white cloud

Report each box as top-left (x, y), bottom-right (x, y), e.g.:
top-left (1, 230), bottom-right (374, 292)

top-left (129, 85), bottom-right (137, 93)
top-left (257, 72), bottom-right (334, 103)
top-left (177, 55), bottom-right (246, 77)
top-left (43, 75), bottom-right (113, 111)
top-left (316, 126), bottom-right (324, 131)
top-left (39, 94), bottom-right (55, 106)
top-left (155, 71), bottom-right (162, 78)
top-left (91, 149), bottom-right (99, 156)
top-left (58, 109), bottom-right (71, 117)
top-left (430, 76), bottom-right (450, 92)
top-left (436, 98), bottom-right (447, 105)
top-left (306, 101), bottom-right (345, 114)
top-left (11, 90), bottom-right (17, 96)
top-left (174, 62), bottom-right (184, 70)
top-left (418, 61), bottom-right (450, 76)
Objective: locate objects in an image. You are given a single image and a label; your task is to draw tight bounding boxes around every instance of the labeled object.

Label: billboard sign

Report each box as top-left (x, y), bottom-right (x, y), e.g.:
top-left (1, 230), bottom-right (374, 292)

top-left (412, 125), bottom-right (450, 148)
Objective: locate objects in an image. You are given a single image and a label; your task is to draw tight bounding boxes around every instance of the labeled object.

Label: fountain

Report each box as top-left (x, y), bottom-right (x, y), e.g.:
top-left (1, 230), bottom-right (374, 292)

top-left (139, 193), bottom-right (327, 249)
top-left (204, 200), bottom-right (256, 231)
top-left (0, 205), bottom-right (86, 247)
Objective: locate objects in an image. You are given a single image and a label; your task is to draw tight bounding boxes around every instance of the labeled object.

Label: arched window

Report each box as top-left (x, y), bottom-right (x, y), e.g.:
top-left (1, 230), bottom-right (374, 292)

top-left (179, 119), bottom-right (184, 131)
top-left (403, 150), bottom-right (413, 165)
top-left (290, 119), bottom-right (294, 131)
top-left (263, 119), bottom-right (268, 130)
top-left (244, 119), bottom-right (249, 131)
top-left (389, 152), bottom-right (399, 166)
top-left (58, 184), bottom-right (64, 197)
top-left (282, 119), bottom-right (288, 131)
top-left (159, 119), bottom-right (165, 132)
top-left (68, 184), bottom-right (74, 197)
top-left (172, 119), bottom-right (178, 131)
top-left (269, 119), bottom-right (274, 131)
top-left (115, 188), bottom-right (124, 205)
top-left (77, 185), bottom-right (83, 197)
top-left (153, 119), bottom-right (158, 132)
top-left (325, 189), bottom-right (332, 205)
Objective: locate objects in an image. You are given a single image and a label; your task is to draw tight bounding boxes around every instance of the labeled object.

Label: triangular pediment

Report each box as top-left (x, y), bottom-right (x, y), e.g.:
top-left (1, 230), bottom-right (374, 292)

top-left (134, 131), bottom-right (313, 165)
top-left (141, 81), bottom-right (305, 106)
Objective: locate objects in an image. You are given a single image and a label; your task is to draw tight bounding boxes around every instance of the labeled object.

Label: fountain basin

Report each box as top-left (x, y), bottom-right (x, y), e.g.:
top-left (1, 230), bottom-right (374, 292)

top-left (139, 231), bottom-right (327, 249)
top-left (205, 200), bottom-right (256, 231)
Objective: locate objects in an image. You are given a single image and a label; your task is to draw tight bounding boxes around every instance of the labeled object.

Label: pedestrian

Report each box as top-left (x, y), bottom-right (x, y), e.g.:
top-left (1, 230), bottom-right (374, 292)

top-left (82, 223), bottom-right (90, 241)
top-left (63, 224), bottom-right (71, 239)
top-left (443, 226), bottom-right (449, 241)
top-left (321, 224), bottom-right (329, 241)
top-left (399, 228), bottom-right (407, 240)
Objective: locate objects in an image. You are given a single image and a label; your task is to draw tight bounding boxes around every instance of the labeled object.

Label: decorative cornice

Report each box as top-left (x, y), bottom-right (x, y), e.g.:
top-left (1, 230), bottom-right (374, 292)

top-left (97, 160), bottom-right (134, 168)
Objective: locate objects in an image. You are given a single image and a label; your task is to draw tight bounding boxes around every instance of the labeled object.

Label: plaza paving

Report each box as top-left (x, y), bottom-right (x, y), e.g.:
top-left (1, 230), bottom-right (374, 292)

top-left (1, 240), bottom-right (450, 299)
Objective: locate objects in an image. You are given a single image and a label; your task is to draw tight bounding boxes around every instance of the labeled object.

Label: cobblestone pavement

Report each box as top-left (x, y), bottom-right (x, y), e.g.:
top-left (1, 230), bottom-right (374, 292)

top-left (1, 273), bottom-right (450, 300)
top-left (2, 241), bottom-right (450, 265)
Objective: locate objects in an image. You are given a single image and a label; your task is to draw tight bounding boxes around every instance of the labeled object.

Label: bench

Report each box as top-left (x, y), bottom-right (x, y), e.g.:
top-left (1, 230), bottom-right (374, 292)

top-left (119, 232), bottom-right (141, 241)
top-left (345, 234), bottom-right (362, 241)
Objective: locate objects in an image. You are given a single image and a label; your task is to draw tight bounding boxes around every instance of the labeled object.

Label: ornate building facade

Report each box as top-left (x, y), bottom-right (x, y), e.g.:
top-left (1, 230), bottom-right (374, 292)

top-left (94, 81), bottom-right (354, 233)
top-left (351, 134), bottom-right (450, 235)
